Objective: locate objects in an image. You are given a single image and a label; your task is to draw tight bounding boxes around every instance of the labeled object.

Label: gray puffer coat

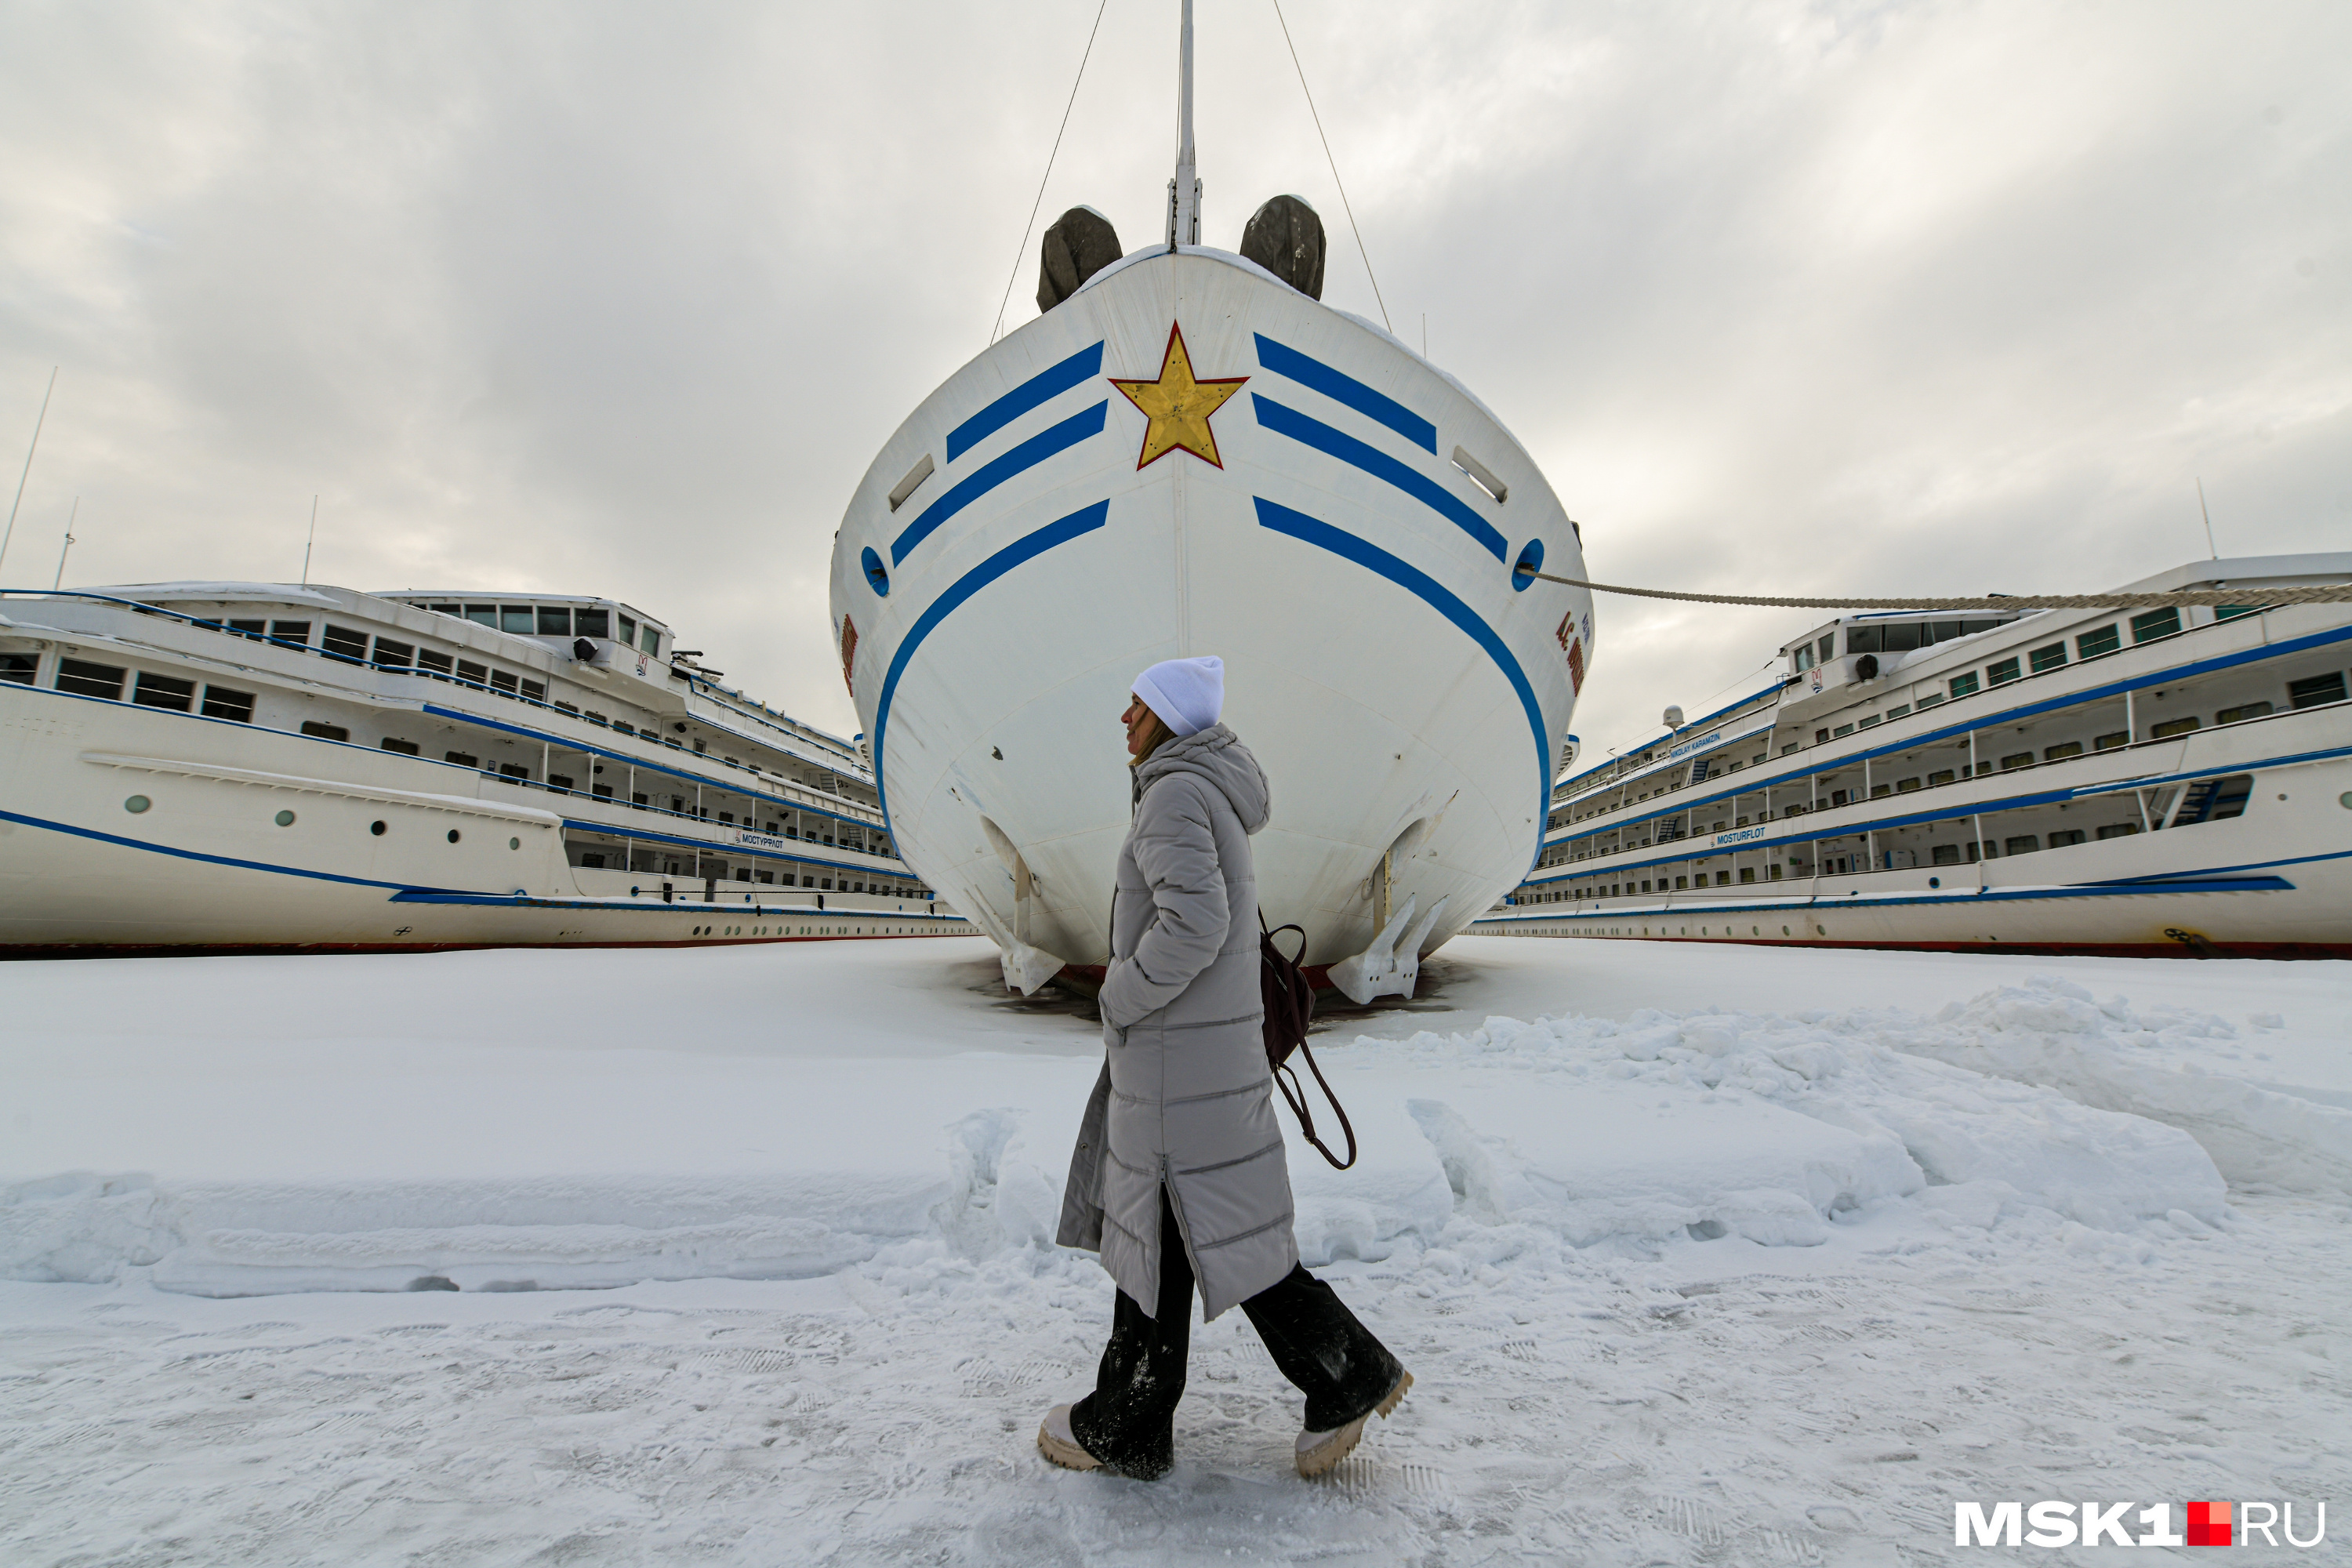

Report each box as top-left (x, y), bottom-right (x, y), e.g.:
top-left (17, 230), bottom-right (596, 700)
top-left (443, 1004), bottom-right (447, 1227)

top-left (1056, 723), bottom-right (1298, 1319)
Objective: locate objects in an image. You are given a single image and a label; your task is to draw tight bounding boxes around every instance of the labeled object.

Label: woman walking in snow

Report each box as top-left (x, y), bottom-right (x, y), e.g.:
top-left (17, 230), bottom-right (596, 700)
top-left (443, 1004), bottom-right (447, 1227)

top-left (1040, 655), bottom-right (1411, 1482)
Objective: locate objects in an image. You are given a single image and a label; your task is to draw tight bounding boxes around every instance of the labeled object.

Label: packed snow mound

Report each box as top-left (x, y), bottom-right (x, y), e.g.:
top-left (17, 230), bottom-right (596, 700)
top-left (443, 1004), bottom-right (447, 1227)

top-left (2, 987), bottom-right (2245, 1296)
top-left (1820, 973), bottom-right (2352, 1196)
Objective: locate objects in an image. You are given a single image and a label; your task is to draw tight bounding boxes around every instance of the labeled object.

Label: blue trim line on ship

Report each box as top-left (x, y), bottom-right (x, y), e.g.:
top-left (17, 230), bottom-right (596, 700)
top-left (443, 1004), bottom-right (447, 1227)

top-left (1250, 394), bottom-right (1507, 563)
top-left (1251, 334), bottom-right (1436, 452)
top-left (1542, 622), bottom-right (2352, 845)
top-left (1525, 736), bottom-right (2352, 887)
top-left (1475, 872), bottom-right (2303, 927)
top-left (1250, 496), bottom-right (1552, 873)
top-left (891, 401), bottom-right (1108, 566)
top-left (946, 342), bottom-right (1105, 462)
top-left (872, 499), bottom-right (1112, 827)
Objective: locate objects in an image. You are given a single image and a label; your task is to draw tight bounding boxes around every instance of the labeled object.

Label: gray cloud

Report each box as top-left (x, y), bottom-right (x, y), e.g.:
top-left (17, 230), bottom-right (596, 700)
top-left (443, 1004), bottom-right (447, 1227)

top-left (2, 0), bottom-right (2344, 754)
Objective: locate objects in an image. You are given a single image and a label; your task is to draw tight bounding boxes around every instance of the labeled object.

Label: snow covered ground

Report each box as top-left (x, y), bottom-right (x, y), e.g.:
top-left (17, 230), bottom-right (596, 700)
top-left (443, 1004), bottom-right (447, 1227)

top-left (4, 938), bottom-right (2347, 1563)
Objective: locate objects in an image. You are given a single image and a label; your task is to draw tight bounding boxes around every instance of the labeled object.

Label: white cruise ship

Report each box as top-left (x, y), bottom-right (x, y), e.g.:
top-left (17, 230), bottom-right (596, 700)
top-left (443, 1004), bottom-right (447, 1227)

top-left (0, 582), bottom-right (971, 953)
top-left (828, 9), bottom-right (1591, 1002)
top-left (1470, 553), bottom-right (2352, 957)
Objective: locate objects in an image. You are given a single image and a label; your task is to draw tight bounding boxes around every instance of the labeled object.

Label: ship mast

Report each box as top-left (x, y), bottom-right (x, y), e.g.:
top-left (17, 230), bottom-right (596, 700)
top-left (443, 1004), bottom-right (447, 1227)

top-left (1167, 0), bottom-right (1200, 249)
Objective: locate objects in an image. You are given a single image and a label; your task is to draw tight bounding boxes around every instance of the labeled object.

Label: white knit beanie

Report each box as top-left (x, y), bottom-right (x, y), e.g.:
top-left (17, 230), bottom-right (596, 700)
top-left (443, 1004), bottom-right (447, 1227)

top-left (1131, 655), bottom-right (1225, 739)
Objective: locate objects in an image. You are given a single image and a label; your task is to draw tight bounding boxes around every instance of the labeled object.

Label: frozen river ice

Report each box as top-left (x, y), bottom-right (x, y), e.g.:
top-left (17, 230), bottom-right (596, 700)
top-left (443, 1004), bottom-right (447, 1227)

top-left (3, 938), bottom-right (2347, 1563)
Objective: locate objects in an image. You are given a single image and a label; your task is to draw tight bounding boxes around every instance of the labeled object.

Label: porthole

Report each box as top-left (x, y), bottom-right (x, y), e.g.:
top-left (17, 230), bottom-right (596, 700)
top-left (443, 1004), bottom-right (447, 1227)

top-left (448, 829), bottom-right (462, 844)
top-left (2339, 792), bottom-right (2351, 809)
top-left (508, 837), bottom-right (520, 850)
top-left (123, 795), bottom-right (151, 815)
top-left (1816, 924), bottom-right (1827, 935)
top-left (1782, 925), bottom-right (1791, 935)
top-left (274, 809), bottom-right (296, 827)
top-left (370, 820), bottom-right (387, 836)
top-left (862, 546), bottom-right (891, 597)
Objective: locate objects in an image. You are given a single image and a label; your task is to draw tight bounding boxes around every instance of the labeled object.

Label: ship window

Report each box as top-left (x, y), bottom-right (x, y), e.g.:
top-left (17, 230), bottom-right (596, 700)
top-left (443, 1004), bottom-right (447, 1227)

top-left (1929, 620), bottom-right (1963, 644)
top-left (1932, 844), bottom-right (1962, 866)
top-left (1986, 658), bottom-right (2021, 686)
top-left (1870, 782), bottom-right (1891, 798)
top-left (456, 659), bottom-right (488, 685)
top-left (579, 853), bottom-right (605, 869)
top-left (269, 620), bottom-right (312, 646)
top-left (446, 750), bottom-right (479, 767)
top-left (2151, 717), bottom-right (2200, 739)
top-left (1882, 623), bottom-right (1921, 652)
top-left (1857, 714), bottom-right (1882, 728)
top-left (228, 619), bottom-right (267, 640)
top-left (0, 652), bottom-right (36, 684)
top-left (1948, 671), bottom-right (1980, 699)
top-left (322, 625), bottom-right (369, 662)
top-left (1846, 625), bottom-right (1880, 655)
top-left (1739, 866), bottom-right (1756, 883)
top-left (2288, 673), bottom-right (2347, 708)
top-left (520, 679), bottom-right (545, 702)
top-left (429, 603), bottom-right (463, 617)
top-left (1792, 644), bottom-right (1814, 672)
top-left (490, 670), bottom-right (519, 695)
top-left (537, 606), bottom-right (572, 636)
top-left (2130, 608), bottom-right (2182, 644)
top-left (1917, 691), bottom-right (1945, 707)
top-left (131, 671), bottom-right (196, 710)
top-left (641, 624), bottom-right (662, 656)
top-left (2094, 731), bottom-right (2129, 750)
top-left (380, 737), bottom-right (419, 755)
top-left (418, 649), bottom-right (454, 677)
top-left (575, 608), bottom-right (610, 639)
top-left (2216, 701), bottom-right (2270, 724)
top-left (500, 607), bottom-right (535, 635)
top-left (1831, 723), bottom-right (1853, 737)
top-left (1928, 768), bottom-right (1955, 786)
top-left (632, 793), bottom-right (648, 806)
top-left (2077, 624), bottom-right (2121, 659)
top-left (617, 614), bottom-right (637, 646)
top-left (549, 774), bottom-right (575, 792)
top-left (497, 762), bottom-right (530, 782)
top-left (2001, 751), bottom-right (2034, 769)
top-left (1896, 776), bottom-right (1921, 792)
top-left (2005, 835), bottom-right (2040, 855)
top-left (2028, 642), bottom-right (2067, 674)
top-left (372, 637), bottom-right (413, 670)
top-left (736, 869), bottom-right (753, 882)
top-left (200, 685), bottom-right (255, 722)
top-left (1887, 704), bottom-right (1911, 720)
top-left (2044, 741), bottom-right (2084, 761)
top-left (719, 812), bottom-right (735, 825)
top-left (2049, 829), bottom-right (2086, 848)
top-left (2216, 603), bottom-right (2267, 620)
top-left (2096, 822), bottom-right (2140, 840)
top-left (1816, 634), bottom-right (1834, 666)
top-left (299, 720), bottom-right (350, 742)
top-left (464, 604), bottom-right (496, 626)
top-left (56, 658), bottom-right (126, 699)
top-left (592, 782), bottom-right (612, 798)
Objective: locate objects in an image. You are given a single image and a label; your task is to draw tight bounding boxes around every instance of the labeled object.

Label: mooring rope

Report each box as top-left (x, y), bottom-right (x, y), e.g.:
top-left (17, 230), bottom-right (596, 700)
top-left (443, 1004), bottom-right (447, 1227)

top-left (1524, 570), bottom-right (2352, 612)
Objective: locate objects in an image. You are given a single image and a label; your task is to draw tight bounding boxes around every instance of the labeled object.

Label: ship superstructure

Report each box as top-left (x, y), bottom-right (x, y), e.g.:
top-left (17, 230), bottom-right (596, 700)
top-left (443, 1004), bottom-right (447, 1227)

top-left (0, 582), bottom-right (969, 952)
top-left (1472, 554), bottom-right (2352, 956)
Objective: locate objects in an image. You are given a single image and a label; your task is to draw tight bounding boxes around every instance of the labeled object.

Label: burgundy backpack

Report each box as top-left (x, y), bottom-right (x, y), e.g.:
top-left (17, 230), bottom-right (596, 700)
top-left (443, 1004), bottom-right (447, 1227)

top-left (1259, 913), bottom-right (1356, 1170)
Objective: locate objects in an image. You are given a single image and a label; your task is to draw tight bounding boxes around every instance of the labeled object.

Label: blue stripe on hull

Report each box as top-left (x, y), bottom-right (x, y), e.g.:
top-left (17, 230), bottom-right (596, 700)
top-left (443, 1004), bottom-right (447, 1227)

top-left (1250, 395), bottom-right (1507, 562)
top-left (892, 402), bottom-right (1107, 565)
top-left (872, 499), bottom-right (1112, 825)
top-left (1251, 496), bottom-right (1552, 873)
top-left (946, 342), bottom-right (1105, 461)
top-left (1251, 334), bottom-right (1436, 452)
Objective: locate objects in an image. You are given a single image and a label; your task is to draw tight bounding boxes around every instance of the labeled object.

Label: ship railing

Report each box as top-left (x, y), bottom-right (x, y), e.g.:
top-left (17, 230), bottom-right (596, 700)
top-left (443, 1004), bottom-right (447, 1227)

top-left (0, 587), bottom-right (887, 826)
top-left (494, 775), bottom-right (899, 861)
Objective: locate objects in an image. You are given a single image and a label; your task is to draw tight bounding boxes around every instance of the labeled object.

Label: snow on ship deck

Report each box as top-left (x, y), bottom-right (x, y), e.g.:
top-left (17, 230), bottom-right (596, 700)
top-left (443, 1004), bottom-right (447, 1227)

top-left (4, 939), bottom-right (2347, 1561)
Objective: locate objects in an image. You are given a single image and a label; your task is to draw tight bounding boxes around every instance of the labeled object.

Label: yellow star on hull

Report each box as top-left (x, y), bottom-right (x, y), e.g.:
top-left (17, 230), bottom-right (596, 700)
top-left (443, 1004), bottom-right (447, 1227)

top-left (1109, 323), bottom-right (1249, 470)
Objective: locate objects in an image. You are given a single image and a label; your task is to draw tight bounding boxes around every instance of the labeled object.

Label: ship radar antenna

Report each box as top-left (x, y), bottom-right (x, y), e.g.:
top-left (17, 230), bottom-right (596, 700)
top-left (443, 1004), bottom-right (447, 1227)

top-left (1166, 0), bottom-right (1200, 249)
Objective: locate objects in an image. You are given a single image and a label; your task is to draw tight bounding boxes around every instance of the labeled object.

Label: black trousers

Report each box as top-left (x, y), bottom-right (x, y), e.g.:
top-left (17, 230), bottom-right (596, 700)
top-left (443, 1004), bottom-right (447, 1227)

top-left (1069, 1187), bottom-right (1403, 1479)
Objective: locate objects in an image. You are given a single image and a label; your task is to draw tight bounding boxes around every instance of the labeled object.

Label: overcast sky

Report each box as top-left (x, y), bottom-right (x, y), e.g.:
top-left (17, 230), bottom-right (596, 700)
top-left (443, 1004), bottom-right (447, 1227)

top-left (3, 0), bottom-right (2345, 753)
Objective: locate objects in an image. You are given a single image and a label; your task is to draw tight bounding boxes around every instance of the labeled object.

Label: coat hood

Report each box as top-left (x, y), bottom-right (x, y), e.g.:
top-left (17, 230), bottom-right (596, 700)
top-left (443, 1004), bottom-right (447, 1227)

top-left (1132, 722), bottom-right (1271, 834)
